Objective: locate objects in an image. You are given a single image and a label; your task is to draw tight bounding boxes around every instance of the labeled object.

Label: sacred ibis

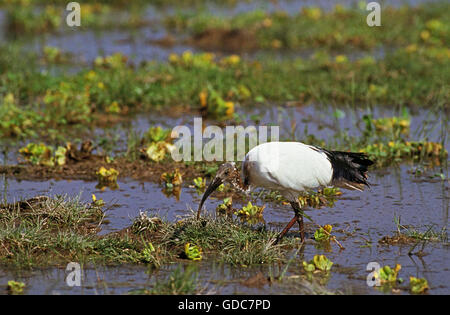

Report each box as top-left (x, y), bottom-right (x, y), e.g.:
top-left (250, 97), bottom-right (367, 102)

top-left (197, 141), bottom-right (374, 243)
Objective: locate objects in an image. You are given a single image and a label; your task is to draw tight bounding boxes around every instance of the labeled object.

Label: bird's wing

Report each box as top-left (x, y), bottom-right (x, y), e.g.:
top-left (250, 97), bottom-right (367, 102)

top-left (245, 142), bottom-right (333, 193)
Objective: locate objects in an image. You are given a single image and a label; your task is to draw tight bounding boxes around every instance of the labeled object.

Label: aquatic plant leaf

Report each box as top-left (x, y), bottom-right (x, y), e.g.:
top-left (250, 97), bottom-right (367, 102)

top-left (144, 142), bottom-right (167, 162)
top-left (145, 126), bottom-right (171, 143)
top-left (19, 143), bottom-right (54, 166)
top-left (161, 169), bottom-right (183, 188)
top-left (91, 194), bottom-right (105, 207)
top-left (235, 201), bottom-right (265, 218)
top-left (302, 261), bottom-right (316, 272)
top-left (216, 197), bottom-right (233, 213)
top-left (303, 255), bottom-right (333, 272)
top-left (96, 167), bottom-right (119, 184)
top-left (193, 177), bottom-right (206, 190)
top-left (7, 281), bottom-right (25, 295)
top-left (54, 146), bottom-right (67, 166)
top-left (312, 255), bottom-right (333, 271)
top-left (409, 276), bottom-right (429, 294)
top-left (378, 264), bottom-right (401, 283)
top-left (184, 243), bottom-right (202, 261)
top-left (314, 224), bottom-right (333, 242)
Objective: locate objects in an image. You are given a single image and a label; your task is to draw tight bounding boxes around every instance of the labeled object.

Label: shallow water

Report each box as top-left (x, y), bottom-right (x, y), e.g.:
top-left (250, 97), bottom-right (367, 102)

top-left (0, 89), bottom-right (448, 296)
top-left (1, 159), bottom-right (448, 294)
top-left (92, 102), bottom-right (449, 159)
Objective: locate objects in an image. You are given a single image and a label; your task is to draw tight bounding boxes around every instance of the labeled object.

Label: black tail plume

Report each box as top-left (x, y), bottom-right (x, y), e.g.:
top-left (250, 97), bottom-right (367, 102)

top-left (324, 150), bottom-right (374, 191)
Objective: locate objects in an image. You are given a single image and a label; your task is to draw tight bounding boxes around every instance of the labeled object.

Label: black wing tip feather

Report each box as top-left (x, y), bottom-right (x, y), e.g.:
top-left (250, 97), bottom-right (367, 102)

top-left (323, 150), bottom-right (374, 188)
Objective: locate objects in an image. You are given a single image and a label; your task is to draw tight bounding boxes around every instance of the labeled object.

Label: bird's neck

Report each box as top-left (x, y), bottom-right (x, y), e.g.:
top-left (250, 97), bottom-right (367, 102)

top-left (230, 173), bottom-right (250, 195)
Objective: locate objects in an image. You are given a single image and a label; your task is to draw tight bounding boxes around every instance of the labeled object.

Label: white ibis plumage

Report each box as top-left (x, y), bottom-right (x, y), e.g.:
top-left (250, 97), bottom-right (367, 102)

top-left (197, 141), bottom-right (374, 243)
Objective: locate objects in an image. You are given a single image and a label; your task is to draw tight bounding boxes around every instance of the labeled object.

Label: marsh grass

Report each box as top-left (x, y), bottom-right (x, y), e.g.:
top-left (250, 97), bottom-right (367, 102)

top-left (0, 195), bottom-right (294, 269)
top-left (1, 32), bottom-right (448, 142)
top-left (394, 216), bottom-right (448, 243)
top-left (379, 215), bottom-right (448, 246)
top-left (165, 2), bottom-right (449, 50)
top-left (0, 195), bottom-right (148, 267)
top-left (158, 213), bottom-right (293, 266)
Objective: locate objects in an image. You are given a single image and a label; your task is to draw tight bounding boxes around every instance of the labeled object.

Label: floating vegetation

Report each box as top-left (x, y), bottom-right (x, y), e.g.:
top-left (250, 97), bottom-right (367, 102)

top-left (91, 194), bottom-right (105, 207)
top-left (142, 141), bottom-right (176, 162)
top-left (355, 109), bottom-right (448, 166)
top-left (19, 143), bottom-right (54, 166)
top-left (361, 141), bottom-right (447, 166)
top-left (0, 93), bottom-right (42, 139)
top-left (42, 46), bottom-right (69, 64)
top-left (298, 187), bottom-right (342, 209)
top-left (144, 126), bottom-right (172, 143)
top-left (160, 169), bottom-right (183, 190)
top-left (302, 255), bottom-right (333, 272)
top-left (169, 51), bottom-right (216, 69)
top-left (409, 277), bottom-right (429, 294)
top-left (314, 224), bottom-right (333, 242)
top-left (216, 197), bottom-right (232, 215)
top-left (160, 169), bottom-right (183, 199)
top-left (7, 280), bottom-right (25, 295)
top-left (6, 3), bottom-right (146, 35)
top-left (234, 201), bottom-right (265, 221)
top-left (1, 38), bottom-right (448, 142)
top-left (7, 5), bottom-right (61, 34)
top-left (96, 166), bottom-right (119, 189)
top-left (193, 177), bottom-right (206, 191)
top-left (368, 264), bottom-right (404, 293)
top-left (199, 85), bottom-right (235, 119)
top-left (94, 53), bottom-right (129, 69)
top-left (184, 243), bottom-right (202, 261)
top-left (19, 143), bottom-right (68, 167)
top-left (140, 127), bottom-right (175, 162)
top-left (367, 116), bottom-right (410, 136)
top-left (376, 264), bottom-right (402, 284)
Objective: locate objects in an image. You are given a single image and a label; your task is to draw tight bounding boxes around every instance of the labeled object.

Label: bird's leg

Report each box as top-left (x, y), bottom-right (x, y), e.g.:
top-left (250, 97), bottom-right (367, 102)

top-left (290, 201), bottom-right (305, 243)
top-left (274, 215), bottom-right (298, 245)
top-left (274, 201), bottom-right (307, 244)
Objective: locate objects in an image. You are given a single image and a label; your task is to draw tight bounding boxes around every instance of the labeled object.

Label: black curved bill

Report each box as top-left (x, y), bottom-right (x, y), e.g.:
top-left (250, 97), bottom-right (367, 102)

top-left (197, 177), bottom-right (223, 219)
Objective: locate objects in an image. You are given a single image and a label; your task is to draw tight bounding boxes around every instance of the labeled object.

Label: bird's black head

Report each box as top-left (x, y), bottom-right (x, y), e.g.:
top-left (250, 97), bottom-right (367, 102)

top-left (197, 162), bottom-right (239, 219)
